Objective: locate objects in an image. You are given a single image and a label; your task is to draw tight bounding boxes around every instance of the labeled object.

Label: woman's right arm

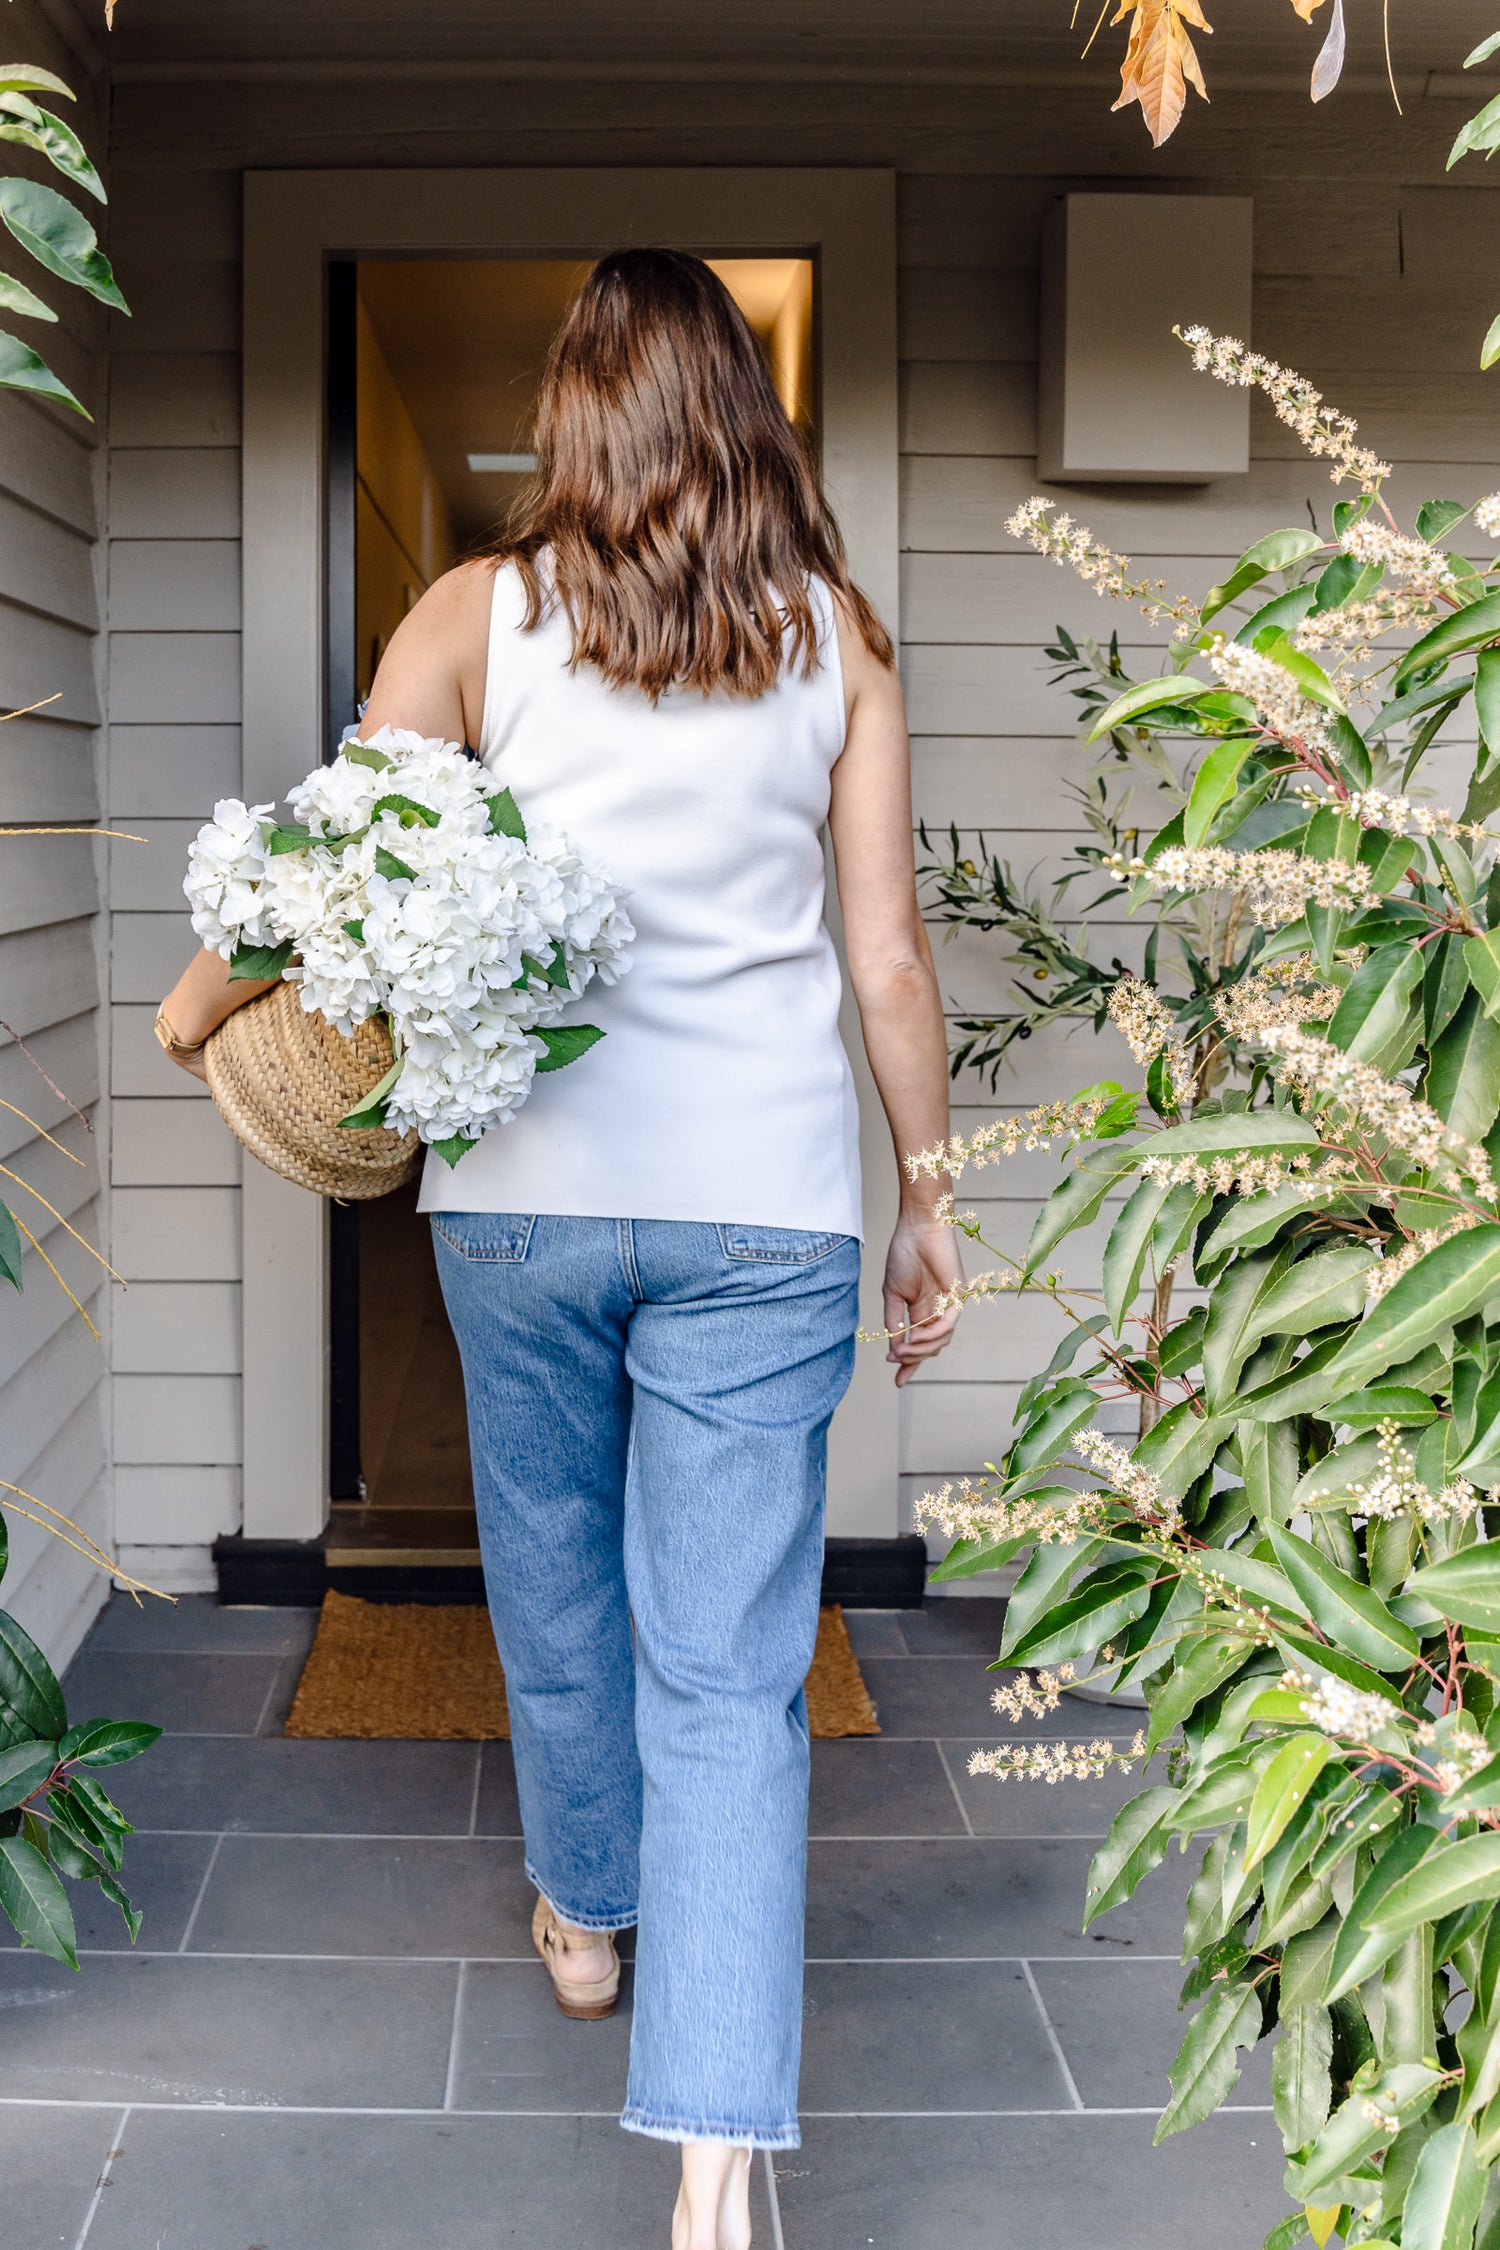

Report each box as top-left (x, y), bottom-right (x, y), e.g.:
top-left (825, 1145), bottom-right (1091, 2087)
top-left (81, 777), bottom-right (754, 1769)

top-left (156, 562), bottom-right (494, 1080)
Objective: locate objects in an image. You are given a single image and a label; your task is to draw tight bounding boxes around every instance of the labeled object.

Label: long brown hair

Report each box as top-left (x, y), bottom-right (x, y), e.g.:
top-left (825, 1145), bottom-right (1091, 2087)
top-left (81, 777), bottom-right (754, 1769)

top-left (485, 248), bottom-right (893, 700)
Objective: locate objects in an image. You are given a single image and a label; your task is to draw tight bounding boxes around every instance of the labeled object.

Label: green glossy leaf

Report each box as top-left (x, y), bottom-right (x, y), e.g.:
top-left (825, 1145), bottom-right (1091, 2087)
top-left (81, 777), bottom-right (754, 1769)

top-left (1417, 501), bottom-right (1468, 544)
top-left (1025, 1143), bottom-right (1139, 1271)
top-left (57, 1721), bottom-right (161, 1770)
top-left (0, 179), bottom-right (125, 311)
top-left (487, 786), bottom-right (526, 840)
top-left (534, 1023), bottom-right (605, 1073)
top-left (1086, 675), bottom-right (1214, 743)
top-left (1236, 1333), bottom-right (1356, 1424)
top-left (1009, 1379), bottom-right (1098, 1476)
top-left (340, 738), bottom-right (392, 770)
top-left (337, 1053), bottom-right (403, 1131)
top-left (0, 1197), bottom-right (22, 1290)
top-left (1136, 1111), bottom-right (1321, 1159)
top-left (0, 1738), bottom-right (54, 1813)
top-left (429, 1133), bottom-right (475, 1169)
top-left (1000, 1536), bottom-right (1103, 1661)
top-left (0, 266), bottom-right (53, 320)
top-left (1400, 2121), bottom-right (1484, 2250)
top-left (0, 1833), bottom-right (75, 1965)
top-left (1184, 737), bottom-right (1256, 849)
top-left (927, 1528), bottom-right (1031, 1584)
top-left (1203, 1245), bottom-right (1284, 1406)
top-left (1002, 1558), bottom-right (1155, 1668)
top-left (1468, 931), bottom-right (1500, 1023)
top-left (0, 1614), bottom-right (64, 1740)
top-left (1132, 1395), bottom-right (1231, 1500)
top-left (1395, 592), bottom-right (1500, 687)
top-left (1145, 1633), bottom-right (1254, 1756)
top-left (1298, 2062), bottom-right (1444, 2200)
top-left (0, 325), bottom-right (84, 413)
top-left (369, 792), bottom-right (440, 828)
top-left (1410, 1548), bottom-right (1500, 1635)
top-left (1323, 1225), bottom-right (1500, 1395)
top-left (97, 1868), bottom-right (142, 1944)
top-left (1083, 1785), bottom-right (1175, 1928)
top-left (1367, 1833), bottom-right (1500, 1937)
top-left (373, 844), bottom-right (416, 881)
top-left (0, 101), bottom-right (104, 202)
top-left (1241, 1245), bottom-right (1379, 1357)
top-left (1325, 942), bottom-right (1423, 1065)
top-left (1272, 2003), bottom-right (1333, 2155)
top-left (0, 66), bottom-right (76, 102)
top-left (1267, 1525), bottom-right (1419, 1669)
top-left (1204, 530), bottom-right (1324, 623)
top-left (1425, 989), bottom-right (1500, 1143)
top-left (1155, 1983), bottom-right (1263, 2142)
top-left (1322, 1386), bottom-right (1439, 1433)
top-left (1246, 1733), bottom-right (1334, 1872)
top-left (227, 938), bottom-right (293, 982)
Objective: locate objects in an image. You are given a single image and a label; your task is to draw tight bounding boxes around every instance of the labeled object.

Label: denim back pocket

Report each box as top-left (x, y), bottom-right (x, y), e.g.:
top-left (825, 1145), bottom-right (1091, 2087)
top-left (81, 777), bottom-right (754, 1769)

top-left (717, 1223), bottom-right (848, 1266)
top-left (430, 1213), bottom-right (537, 1262)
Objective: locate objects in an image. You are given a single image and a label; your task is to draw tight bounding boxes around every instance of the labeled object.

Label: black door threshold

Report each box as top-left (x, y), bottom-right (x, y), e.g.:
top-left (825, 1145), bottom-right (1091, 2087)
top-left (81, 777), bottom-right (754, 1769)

top-left (213, 1527), bottom-right (927, 1609)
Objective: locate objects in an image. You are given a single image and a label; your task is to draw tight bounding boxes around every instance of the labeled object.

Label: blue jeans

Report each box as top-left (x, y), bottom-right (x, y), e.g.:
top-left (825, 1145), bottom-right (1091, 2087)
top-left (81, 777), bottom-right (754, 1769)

top-left (431, 1212), bottom-right (860, 2149)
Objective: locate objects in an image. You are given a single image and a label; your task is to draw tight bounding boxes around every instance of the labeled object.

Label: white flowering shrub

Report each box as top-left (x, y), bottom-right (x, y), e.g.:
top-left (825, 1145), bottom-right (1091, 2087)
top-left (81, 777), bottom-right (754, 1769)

top-left (184, 728), bottom-right (633, 1163)
top-left (920, 337), bottom-right (1500, 2250)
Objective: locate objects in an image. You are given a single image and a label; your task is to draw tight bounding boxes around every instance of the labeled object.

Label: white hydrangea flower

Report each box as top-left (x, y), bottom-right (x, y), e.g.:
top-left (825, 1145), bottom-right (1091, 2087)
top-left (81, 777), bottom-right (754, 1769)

top-left (183, 798), bottom-right (278, 957)
top-left (183, 732), bottom-right (634, 1156)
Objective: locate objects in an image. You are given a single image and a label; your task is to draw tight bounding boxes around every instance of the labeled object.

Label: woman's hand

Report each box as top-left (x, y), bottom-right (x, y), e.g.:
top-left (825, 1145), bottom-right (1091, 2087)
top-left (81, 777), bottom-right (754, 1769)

top-left (882, 1206), bottom-right (965, 1387)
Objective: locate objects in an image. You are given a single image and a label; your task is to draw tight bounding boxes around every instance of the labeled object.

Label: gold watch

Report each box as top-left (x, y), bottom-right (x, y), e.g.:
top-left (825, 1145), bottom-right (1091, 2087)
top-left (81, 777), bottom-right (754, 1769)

top-left (154, 1003), bottom-right (207, 1062)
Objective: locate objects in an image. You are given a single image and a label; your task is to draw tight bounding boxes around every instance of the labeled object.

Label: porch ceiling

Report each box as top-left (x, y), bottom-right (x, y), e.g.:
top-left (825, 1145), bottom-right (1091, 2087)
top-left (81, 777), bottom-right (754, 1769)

top-left (108, 0), bottom-right (1495, 88)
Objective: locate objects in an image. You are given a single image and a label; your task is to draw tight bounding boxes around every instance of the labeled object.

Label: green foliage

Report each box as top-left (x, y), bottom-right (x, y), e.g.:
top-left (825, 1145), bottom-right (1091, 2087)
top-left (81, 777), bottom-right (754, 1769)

top-left (0, 63), bottom-right (123, 416)
top-left (0, 1546), bottom-right (158, 1963)
top-left (930, 346), bottom-right (1500, 2245)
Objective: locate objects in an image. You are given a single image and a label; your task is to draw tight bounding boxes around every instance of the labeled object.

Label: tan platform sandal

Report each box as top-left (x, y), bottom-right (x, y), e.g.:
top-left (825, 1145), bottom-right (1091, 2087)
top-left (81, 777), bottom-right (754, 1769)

top-left (532, 1893), bottom-right (621, 2019)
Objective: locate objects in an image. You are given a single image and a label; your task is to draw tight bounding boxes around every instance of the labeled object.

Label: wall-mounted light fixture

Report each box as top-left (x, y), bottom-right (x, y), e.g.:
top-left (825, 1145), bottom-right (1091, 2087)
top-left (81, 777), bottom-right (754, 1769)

top-left (1039, 194), bottom-right (1253, 483)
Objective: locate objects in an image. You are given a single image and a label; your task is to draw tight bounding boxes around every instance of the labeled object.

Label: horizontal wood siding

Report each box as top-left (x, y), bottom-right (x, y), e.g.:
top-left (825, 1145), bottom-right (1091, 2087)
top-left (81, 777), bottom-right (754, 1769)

top-left (1, 13), bottom-right (112, 1664)
top-left (105, 74), bottom-right (1500, 1579)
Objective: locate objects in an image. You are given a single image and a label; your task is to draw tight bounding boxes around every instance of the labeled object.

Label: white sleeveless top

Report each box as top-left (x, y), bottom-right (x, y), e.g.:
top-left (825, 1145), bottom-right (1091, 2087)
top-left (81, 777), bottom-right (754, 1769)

top-left (417, 562), bottom-right (863, 1237)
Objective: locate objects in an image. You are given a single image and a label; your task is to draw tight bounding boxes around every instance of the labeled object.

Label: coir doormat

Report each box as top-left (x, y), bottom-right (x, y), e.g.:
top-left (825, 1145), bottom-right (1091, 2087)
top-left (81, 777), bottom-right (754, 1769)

top-left (284, 1588), bottom-right (880, 1741)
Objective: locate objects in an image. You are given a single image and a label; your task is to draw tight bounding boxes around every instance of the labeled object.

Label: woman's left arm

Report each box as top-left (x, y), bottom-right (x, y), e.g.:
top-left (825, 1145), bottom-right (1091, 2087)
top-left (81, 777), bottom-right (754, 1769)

top-left (827, 603), bottom-right (964, 1385)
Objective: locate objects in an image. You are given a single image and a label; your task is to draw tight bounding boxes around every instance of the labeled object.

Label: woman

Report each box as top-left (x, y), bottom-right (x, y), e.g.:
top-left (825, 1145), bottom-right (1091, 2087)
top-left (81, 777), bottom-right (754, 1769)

top-left (156, 248), bottom-right (961, 2249)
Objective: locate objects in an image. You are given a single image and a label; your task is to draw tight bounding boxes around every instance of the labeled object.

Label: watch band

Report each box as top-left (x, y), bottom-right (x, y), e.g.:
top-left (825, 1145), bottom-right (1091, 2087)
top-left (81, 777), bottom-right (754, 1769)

top-left (154, 1003), bottom-right (206, 1061)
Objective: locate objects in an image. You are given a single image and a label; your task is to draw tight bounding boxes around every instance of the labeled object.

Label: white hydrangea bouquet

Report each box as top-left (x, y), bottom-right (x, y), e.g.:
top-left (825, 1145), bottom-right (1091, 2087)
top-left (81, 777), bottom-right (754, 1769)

top-left (184, 726), bottom-right (633, 1166)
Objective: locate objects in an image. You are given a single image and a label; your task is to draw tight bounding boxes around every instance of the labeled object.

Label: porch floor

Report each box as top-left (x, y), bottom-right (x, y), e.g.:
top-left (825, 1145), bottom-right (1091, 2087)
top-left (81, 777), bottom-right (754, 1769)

top-left (6, 1596), bottom-right (1287, 2247)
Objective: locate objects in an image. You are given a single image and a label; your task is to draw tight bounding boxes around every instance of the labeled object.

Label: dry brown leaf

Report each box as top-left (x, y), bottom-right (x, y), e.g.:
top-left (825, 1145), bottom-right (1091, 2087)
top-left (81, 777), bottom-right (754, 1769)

top-left (1111, 0), bottom-right (1212, 147)
top-left (104, 0), bottom-right (117, 24)
top-left (1286, 0), bottom-right (1326, 20)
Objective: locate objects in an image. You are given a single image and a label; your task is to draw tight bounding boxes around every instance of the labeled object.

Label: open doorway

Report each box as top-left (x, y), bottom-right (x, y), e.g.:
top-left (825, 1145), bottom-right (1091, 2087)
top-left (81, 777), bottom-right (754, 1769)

top-left (326, 252), bottom-right (818, 1567)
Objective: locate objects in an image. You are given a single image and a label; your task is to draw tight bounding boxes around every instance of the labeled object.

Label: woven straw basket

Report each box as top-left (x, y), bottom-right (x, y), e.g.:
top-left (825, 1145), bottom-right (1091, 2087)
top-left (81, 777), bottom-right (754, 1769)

top-left (204, 980), bottom-right (421, 1200)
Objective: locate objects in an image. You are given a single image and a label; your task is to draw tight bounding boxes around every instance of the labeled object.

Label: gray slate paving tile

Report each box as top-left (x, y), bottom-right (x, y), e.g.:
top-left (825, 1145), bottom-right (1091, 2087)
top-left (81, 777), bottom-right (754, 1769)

top-left (810, 1738), bottom-right (966, 1836)
top-left (0, 1954), bottom-right (456, 2106)
top-left (800, 1961), bottom-right (1067, 2112)
top-left (805, 1837), bottom-right (1194, 1959)
top-left (450, 1960), bottom-right (634, 2110)
top-left (85, 1595), bottom-right (320, 1656)
top-left (840, 1608), bottom-right (908, 1656)
top-left (0, 1832), bottom-right (217, 1956)
top-left (472, 1740), bottom-right (524, 1835)
top-left (187, 1833), bottom-right (533, 1957)
top-left (104, 1732), bottom-right (481, 1834)
top-left (83, 2110), bottom-right (774, 2249)
top-left (774, 2113), bottom-right (1286, 2249)
top-left (1031, 1957), bottom-right (1275, 2112)
top-left (61, 1649), bottom-right (285, 1736)
top-left (898, 1597), bottom-right (1007, 1656)
top-left (0, 2100), bottom-right (123, 2248)
top-left (945, 1738), bottom-right (1169, 1837)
